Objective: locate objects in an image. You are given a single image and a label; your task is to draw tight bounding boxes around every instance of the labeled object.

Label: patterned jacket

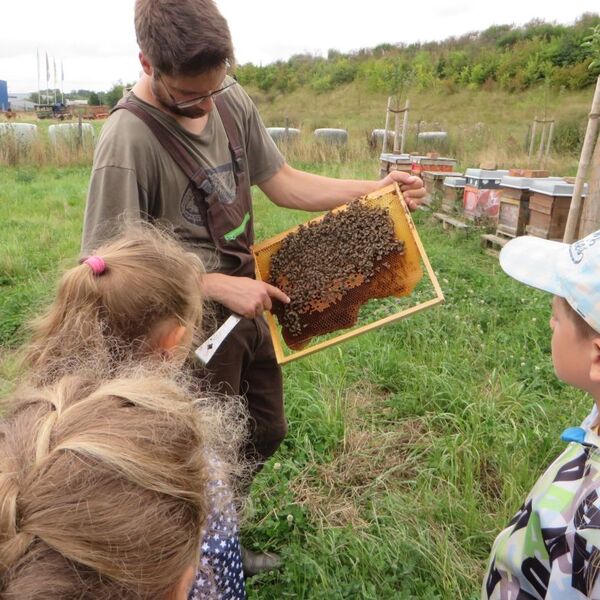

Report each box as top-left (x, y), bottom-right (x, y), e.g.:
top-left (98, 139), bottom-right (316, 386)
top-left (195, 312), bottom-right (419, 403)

top-left (483, 406), bottom-right (600, 599)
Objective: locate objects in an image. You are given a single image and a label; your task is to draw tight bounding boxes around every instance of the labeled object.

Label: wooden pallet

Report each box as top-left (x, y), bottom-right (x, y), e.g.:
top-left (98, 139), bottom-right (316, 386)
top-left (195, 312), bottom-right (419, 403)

top-left (432, 212), bottom-right (470, 232)
top-left (480, 232), bottom-right (511, 257)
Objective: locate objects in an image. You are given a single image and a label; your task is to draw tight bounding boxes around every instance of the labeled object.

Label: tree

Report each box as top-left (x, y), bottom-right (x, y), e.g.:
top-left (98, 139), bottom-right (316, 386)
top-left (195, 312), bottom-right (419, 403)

top-left (104, 81), bottom-right (135, 108)
top-left (88, 91), bottom-right (101, 106)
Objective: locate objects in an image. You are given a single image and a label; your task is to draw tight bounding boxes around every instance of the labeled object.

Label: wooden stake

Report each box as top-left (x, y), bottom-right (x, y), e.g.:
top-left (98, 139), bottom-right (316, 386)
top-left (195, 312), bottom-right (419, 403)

top-left (401, 99), bottom-right (410, 154)
top-left (544, 121), bottom-right (555, 165)
top-left (528, 118), bottom-right (538, 166)
top-left (382, 96), bottom-right (392, 155)
top-left (393, 98), bottom-right (401, 153)
top-left (579, 131), bottom-right (600, 238)
top-left (564, 75), bottom-right (600, 243)
top-left (537, 121), bottom-right (547, 167)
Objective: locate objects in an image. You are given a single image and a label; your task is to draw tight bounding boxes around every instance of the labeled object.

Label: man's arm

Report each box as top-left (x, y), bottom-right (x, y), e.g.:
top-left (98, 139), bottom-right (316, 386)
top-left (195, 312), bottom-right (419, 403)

top-left (258, 163), bottom-right (426, 212)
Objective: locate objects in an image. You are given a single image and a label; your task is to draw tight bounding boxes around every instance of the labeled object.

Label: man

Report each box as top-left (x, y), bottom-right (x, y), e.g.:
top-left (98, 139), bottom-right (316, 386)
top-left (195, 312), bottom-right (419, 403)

top-left (82, 0), bottom-right (425, 576)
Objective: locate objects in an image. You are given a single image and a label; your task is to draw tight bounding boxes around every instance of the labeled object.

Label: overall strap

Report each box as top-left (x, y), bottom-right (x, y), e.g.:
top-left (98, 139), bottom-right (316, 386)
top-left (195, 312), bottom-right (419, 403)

top-left (113, 98), bottom-right (208, 190)
top-left (213, 94), bottom-right (245, 174)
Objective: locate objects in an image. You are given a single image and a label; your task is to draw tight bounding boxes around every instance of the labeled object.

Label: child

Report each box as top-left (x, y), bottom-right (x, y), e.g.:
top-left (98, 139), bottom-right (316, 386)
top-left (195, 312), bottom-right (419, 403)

top-left (23, 225), bottom-right (204, 384)
top-left (0, 371), bottom-right (226, 599)
top-left (483, 230), bottom-right (600, 599)
top-left (18, 226), bottom-right (248, 600)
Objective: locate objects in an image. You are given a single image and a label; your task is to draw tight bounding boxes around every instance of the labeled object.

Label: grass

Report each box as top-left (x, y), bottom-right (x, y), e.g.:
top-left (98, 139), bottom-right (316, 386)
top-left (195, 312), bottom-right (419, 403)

top-left (0, 161), bottom-right (591, 598)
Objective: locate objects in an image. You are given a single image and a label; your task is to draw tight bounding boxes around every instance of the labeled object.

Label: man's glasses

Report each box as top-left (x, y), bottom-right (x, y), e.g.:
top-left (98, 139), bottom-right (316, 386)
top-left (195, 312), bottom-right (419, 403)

top-left (157, 74), bottom-right (237, 110)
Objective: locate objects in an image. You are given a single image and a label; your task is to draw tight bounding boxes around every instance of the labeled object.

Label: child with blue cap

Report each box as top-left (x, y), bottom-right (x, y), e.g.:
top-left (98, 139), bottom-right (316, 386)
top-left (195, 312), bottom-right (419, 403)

top-left (484, 230), bottom-right (600, 599)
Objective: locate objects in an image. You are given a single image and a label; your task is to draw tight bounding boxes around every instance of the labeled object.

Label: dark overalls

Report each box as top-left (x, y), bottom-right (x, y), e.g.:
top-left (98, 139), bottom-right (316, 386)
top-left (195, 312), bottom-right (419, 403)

top-left (115, 96), bottom-right (287, 470)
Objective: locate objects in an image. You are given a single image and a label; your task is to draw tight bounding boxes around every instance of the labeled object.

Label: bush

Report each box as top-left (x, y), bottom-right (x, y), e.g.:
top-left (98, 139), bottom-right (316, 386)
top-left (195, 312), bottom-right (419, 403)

top-left (552, 114), bottom-right (587, 155)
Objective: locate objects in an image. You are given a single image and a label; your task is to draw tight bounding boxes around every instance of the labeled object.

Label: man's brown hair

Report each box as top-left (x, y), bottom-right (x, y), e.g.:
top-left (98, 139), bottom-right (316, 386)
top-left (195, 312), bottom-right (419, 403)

top-left (135, 0), bottom-right (234, 75)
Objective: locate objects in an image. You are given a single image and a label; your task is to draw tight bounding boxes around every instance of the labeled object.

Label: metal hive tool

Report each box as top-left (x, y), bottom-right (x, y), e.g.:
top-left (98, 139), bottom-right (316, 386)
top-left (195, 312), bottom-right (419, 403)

top-left (252, 184), bottom-right (444, 364)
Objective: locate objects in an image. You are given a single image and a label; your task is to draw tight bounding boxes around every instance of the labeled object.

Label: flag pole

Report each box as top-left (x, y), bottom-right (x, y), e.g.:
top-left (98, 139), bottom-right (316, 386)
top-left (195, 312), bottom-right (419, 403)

top-left (45, 52), bottom-right (50, 105)
top-left (36, 49), bottom-right (41, 105)
top-left (53, 57), bottom-right (57, 104)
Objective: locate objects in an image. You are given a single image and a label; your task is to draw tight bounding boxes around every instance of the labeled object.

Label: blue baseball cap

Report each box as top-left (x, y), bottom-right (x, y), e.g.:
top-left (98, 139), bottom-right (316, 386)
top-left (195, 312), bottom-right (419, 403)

top-left (499, 231), bottom-right (600, 333)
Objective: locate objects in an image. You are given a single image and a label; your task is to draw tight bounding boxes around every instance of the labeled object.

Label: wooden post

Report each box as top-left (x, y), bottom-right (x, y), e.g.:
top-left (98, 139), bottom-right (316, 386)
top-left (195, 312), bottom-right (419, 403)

top-left (578, 133), bottom-right (600, 237)
top-left (543, 121), bottom-right (555, 167)
top-left (564, 75), bottom-right (600, 243)
top-left (537, 121), bottom-right (547, 167)
top-left (382, 96), bottom-right (392, 155)
top-left (528, 118), bottom-right (538, 165)
top-left (393, 98), bottom-right (401, 153)
top-left (401, 99), bottom-right (410, 154)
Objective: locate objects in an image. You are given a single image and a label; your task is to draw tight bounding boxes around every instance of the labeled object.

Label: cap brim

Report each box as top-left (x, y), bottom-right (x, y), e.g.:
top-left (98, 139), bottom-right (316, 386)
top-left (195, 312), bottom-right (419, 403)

top-left (499, 236), bottom-right (566, 297)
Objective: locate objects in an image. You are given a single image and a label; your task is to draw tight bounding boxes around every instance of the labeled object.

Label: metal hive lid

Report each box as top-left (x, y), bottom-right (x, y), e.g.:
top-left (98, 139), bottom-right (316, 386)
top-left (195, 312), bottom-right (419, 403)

top-left (443, 176), bottom-right (467, 187)
top-left (500, 175), bottom-right (565, 190)
top-left (529, 180), bottom-right (588, 197)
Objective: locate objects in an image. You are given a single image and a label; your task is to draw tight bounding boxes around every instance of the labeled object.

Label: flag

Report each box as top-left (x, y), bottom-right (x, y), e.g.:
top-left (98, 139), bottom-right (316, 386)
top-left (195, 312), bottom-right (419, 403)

top-left (45, 52), bottom-right (50, 82)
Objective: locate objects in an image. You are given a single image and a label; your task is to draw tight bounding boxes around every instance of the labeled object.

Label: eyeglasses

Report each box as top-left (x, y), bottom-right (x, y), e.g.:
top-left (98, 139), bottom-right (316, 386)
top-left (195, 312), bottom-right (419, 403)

top-left (156, 73), bottom-right (237, 110)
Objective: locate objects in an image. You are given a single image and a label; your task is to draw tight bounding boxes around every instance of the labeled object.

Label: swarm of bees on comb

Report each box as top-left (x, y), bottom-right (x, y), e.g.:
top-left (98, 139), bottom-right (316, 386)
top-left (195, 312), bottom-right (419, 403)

top-left (268, 200), bottom-right (406, 348)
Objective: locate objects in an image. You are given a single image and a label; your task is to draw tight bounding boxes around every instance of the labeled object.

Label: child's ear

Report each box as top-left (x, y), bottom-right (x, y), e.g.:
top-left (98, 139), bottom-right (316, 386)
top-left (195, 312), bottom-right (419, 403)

top-left (589, 337), bottom-right (600, 383)
top-left (153, 321), bottom-right (188, 355)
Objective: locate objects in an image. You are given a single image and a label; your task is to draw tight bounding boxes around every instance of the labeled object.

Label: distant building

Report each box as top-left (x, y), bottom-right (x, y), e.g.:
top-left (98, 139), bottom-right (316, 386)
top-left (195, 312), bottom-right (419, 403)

top-left (8, 93), bottom-right (36, 112)
top-left (0, 80), bottom-right (8, 111)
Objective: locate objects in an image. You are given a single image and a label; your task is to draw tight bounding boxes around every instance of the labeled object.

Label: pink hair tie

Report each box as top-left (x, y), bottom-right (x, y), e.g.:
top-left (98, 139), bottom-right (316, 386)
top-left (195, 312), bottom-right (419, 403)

top-left (83, 255), bottom-right (106, 276)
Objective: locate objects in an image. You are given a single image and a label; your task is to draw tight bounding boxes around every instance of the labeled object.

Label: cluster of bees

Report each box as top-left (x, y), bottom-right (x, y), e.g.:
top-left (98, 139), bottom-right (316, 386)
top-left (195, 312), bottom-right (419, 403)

top-left (268, 200), bottom-right (405, 338)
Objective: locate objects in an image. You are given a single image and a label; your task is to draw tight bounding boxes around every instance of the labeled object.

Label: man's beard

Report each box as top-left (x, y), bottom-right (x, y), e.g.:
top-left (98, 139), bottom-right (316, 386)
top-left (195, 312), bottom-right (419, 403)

top-left (151, 79), bottom-right (208, 119)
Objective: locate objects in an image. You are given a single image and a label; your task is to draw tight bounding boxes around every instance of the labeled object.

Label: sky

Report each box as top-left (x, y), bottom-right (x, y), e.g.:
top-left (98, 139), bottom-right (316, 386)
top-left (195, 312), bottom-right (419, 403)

top-left (1, 0), bottom-right (599, 94)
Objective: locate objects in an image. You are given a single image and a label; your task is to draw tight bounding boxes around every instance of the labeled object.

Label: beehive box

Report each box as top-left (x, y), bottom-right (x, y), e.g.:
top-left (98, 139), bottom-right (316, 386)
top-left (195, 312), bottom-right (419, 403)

top-left (411, 156), bottom-right (457, 176)
top-left (463, 168), bottom-right (510, 222)
top-left (441, 176), bottom-right (466, 215)
top-left (379, 152), bottom-right (413, 178)
top-left (497, 176), bottom-right (564, 238)
top-left (526, 180), bottom-right (585, 240)
top-left (252, 184), bottom-right (444, 364)
top-left (423, 170), bottom-right (463, 207)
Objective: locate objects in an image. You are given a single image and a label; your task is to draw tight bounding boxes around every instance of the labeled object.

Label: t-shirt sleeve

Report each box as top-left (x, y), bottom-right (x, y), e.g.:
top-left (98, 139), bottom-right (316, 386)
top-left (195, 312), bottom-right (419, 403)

top-left (82, 165), bottom-right (151, 255)
top-left (233, 85), bottom-right (285, 186)
top-left (81, 113), bottom-right (156, 255)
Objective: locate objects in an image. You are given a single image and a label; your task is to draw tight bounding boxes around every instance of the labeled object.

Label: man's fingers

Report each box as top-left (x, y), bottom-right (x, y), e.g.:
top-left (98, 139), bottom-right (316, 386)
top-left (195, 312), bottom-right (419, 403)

top-left (265, 283), bottom-right (291, 304)
top-left (402, 186), bottom-right (426, 198)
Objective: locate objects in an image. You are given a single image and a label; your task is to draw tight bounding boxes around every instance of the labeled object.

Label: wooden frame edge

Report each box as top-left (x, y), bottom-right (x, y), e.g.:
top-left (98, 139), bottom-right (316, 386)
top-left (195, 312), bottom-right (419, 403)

top-left (258, 183), bottom-right (445, 365)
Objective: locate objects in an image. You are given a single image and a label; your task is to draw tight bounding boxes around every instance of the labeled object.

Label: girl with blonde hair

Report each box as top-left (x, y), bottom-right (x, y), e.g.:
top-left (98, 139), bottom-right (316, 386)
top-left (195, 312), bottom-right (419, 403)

top-left (24, 224), bottom-right (204, 384)
top-left (14, 225), bottom-right (249, 599)
top-left (0, 371), bottom-right (233, 599)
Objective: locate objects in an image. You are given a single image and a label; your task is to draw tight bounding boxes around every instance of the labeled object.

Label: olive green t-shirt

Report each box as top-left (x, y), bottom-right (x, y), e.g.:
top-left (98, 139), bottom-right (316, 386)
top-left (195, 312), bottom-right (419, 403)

top-left (81, 79), bottom-right (284, 272)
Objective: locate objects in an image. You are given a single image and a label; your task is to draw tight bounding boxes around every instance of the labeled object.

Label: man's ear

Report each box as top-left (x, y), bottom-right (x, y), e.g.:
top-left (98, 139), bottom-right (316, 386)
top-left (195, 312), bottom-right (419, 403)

top-left (139, 52), bottom-right (153, 76)
top-left (589, 337), bottom-right (600, 383)
top-left (153, 321), bottom-right (188, 355)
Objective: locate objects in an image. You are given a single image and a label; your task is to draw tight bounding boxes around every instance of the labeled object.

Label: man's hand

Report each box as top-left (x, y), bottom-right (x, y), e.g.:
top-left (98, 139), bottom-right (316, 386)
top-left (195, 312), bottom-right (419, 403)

top-left (202, 273), bottom-right (290, 319)
top-left (379, 171), bottom-right (426, 211)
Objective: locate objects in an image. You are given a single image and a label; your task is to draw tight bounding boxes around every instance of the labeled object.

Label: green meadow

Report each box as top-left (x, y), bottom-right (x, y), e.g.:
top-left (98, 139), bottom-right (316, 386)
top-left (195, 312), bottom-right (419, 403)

top-left (0, 153), bottom-right (589, 597)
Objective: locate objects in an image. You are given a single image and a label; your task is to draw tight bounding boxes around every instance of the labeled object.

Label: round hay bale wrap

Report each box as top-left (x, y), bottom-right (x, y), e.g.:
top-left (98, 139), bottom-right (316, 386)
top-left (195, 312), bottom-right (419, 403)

top-left (314, 128), bottom-right (348, 145)
top-left (370, 129), bottom-right (398, 148)
top-left (417, 131), bottom-right (448, 142)
top-left (266, 127), bottom-right (301, 143)
top-left (48, 123), bottom-right (95, 148)
top-left (0, 123), bottom-right (38, 146)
